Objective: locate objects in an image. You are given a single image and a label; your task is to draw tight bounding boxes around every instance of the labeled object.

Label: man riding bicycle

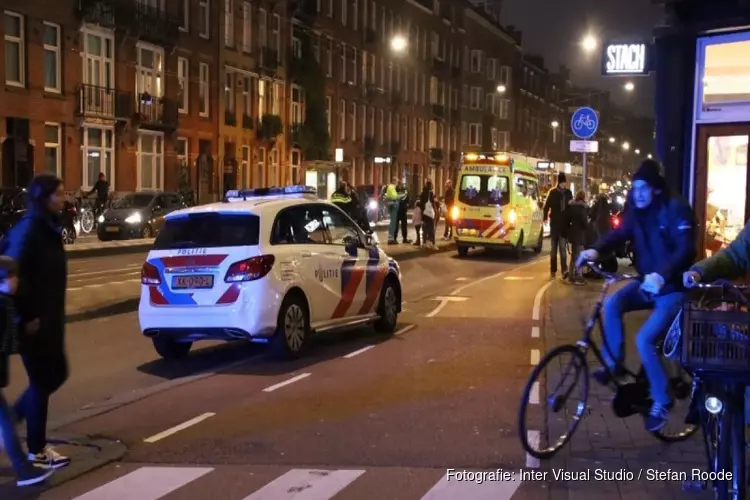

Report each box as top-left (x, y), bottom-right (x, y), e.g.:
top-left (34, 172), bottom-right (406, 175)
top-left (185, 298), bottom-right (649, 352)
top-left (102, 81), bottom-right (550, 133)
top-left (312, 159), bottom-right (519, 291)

top-left (86, 172), bottom-right (109, 215)
top-left (576, 159), bottom-right (696, 431)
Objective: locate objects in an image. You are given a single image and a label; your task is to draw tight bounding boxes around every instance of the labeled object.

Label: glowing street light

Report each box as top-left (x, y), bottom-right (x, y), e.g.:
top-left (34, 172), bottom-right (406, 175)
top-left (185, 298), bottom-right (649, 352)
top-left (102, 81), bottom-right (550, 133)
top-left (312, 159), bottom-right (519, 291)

top-left (647, 153), bottom-right (653, 159)
top-left (551, 120), bottom-right (559, 128)
top-left (496, 85), bottom-right (506, 93)
top-left (581, 35), bottom-right (597, 52)
top-left (622, 142), bottom-right (630, 151)
top-left (635, 148), bottom-right (641, 154)
top-left (624, 82), bottom-right (635, 92)
top-left (609, 137), bottom-right (616, 143)
top-left (391, 35), bottom-right (407, 52)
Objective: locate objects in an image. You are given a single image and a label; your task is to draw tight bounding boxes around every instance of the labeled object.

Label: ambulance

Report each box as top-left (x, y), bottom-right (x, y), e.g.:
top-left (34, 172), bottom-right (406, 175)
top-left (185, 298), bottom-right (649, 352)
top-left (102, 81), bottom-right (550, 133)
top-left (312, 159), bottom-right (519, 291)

top-left (450, 152), bottom-right (544, 258)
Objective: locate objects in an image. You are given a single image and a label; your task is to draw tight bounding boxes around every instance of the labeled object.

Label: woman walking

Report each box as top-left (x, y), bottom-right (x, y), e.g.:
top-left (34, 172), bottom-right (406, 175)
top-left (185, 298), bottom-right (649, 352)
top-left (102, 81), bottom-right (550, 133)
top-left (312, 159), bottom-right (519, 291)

top-left (419, 180), bottom-right (438, 249)
top-left (3, 174), bottom-right (71, 469)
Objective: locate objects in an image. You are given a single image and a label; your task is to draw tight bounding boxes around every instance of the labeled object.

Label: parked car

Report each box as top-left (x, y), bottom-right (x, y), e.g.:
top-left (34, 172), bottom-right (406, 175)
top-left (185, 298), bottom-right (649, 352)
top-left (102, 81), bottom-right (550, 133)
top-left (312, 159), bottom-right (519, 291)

top-left (0, 187), bottom-right (78, 244)
top-left (97, 191), bottom-right (186, 240)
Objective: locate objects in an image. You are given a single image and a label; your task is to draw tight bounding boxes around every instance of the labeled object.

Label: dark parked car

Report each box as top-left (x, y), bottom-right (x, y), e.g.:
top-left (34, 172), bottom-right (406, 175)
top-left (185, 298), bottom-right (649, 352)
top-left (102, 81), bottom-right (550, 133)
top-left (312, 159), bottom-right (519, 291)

top-left (97, 191), bottom-right (185, 241)
top-left (0, 187), bottom-right (78, 244)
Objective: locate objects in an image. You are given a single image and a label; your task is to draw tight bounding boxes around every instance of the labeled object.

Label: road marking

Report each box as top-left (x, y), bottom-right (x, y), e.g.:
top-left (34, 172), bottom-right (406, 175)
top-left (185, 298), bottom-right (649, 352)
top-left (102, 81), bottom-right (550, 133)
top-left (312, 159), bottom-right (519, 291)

top-left (72, 466), bottom-right (214, 500)
top-left (344, 345), bottom-right (375, 358)
top-left (432, 296), bottom-right (469, 302)
top-left (143, 412), bottom-right (216, 443)
top-left (262, 373), bottom-right (311, 392)
top-left (529, 381), bottom-right (540, 404)
top-left (526, 431), bottom-right (541, 468)
top-left (421, 469), bottom-right (522, 499)
top-left (531, 326), bottom-right (540, 338)
top-left (504, 276), bottom-right (534, 280)
top-left (455, 277), bottom-right (468, 281)
top-left (450, 257), bottom-right (545, 296)
top-left (530, 349), bottom-right (540, 365)
top-left (394, 324), bottom-right (415, 336)
top-left (244, 469), bottom-right (366, 500)
top-left (532, 280), bottom-right (554, 320)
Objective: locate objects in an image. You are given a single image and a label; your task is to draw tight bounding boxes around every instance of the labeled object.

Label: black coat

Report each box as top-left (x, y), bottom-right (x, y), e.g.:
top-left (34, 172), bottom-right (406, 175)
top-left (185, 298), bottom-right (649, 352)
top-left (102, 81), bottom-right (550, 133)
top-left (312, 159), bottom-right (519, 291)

top-left (543, 187), bottom-right (573, 237)
top-left (2, 211), bottom-right (68, 392)
top-left (566, 200), bottom-right (589, 246)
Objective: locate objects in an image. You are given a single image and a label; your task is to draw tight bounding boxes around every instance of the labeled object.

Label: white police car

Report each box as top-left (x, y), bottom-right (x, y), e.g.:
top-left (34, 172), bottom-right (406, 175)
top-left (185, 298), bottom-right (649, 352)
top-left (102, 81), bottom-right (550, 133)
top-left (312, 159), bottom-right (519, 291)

top-left (138, 186), bottom-right (402, 360)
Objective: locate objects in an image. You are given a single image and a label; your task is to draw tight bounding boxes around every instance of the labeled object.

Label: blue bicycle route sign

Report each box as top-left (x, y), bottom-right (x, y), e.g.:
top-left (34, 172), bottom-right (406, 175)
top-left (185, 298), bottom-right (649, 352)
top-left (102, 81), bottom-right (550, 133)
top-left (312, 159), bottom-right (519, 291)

top-left (570, 107), bottom-right (598, 139)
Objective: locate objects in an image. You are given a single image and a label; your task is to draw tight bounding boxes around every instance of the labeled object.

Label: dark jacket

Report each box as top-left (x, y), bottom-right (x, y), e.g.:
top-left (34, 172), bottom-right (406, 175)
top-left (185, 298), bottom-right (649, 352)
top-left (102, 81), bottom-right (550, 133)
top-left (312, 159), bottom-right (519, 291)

top-left (542, 186), bottom-right (573, 236)
top-left (87, 179), bottom-right (109, 203)
top-left (590, 195), bottom-right (612, 239)
top-left (593, 192), bottom-right (696, 293)
top-left (691, 221), bottom-right (750, 282)
top-left (397, 186), bottom-right (410, 215)
top-left (566, 199), bottom-right (589, 246)
top-left (2, 210), bottom-right (68, 391)
top-left (419, 189), bottom-right (436, 218)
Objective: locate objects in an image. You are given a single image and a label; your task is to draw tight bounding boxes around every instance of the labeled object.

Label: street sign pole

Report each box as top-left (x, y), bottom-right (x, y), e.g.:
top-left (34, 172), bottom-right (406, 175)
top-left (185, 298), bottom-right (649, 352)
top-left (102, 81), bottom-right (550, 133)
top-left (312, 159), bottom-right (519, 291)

top-left (582, 153), bottom-right (587, 194)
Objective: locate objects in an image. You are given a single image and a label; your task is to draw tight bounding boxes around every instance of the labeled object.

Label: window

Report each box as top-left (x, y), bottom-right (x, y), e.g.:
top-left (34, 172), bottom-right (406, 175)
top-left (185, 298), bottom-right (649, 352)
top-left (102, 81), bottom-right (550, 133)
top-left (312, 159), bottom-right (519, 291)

top-left (485, 93), bottom-right (494, 112)
top-left (428, 120), bottom-right (437, 149)
top-left (178, 57), bottom-right (189, 113)
top-left (458, 174), bottom-right (509, 206)
top-left (179, 0), bottom-right (189, 31)
top-left (469, 123), bottom-right (481, 146)
top-left (349, 102), bottom-right (356, 140)
top-left (498, 131), bottom-right (509, 150)
top-left (352, 0), bottom-right (358, 29)
top-left (327, 0), bottom-right (333, 17)
top-left (378, 109), bottom-right (383, 144)
top-left (491, 127), bottom-right (497, 149)
top-left (199, 62), bottom-right (209, 117)
top-left (82, 127), bottom-right (114, 190)
top-left (486, 58), bottom-right (496, 80)
top-left (258, 9), bottom-right (267, 47)
top-left (368, 53), bottom-right (375, 83)
top-left (271, 14), bottom-right (280, 56)
top-left (199, 0), bottom-right (210, 38)
top-left (340, 44), bottom-right (347, 83)
top-left (257, 147), bottom-right (265, 186)
top-left (500, 65), bottom-right (511, 87)
top-left (224, 0), bottom-right (234, 47)
top-left (321, 206), bottom-right (361, 245)
top-left (81, 31), bottom-right (114, 115)
top-left (339, 99), bottom-right (346, 140)
top-left (43, 22), bottom-right (60, 92)
top-left (360, 104), bottom-right (366, 138)
top-left (242, 2), bottom-right (252, 52)
top-left (470, 87), bottom-right (482, 109)
top-left (156, 213), bottom-right (259, 249)
top-left (176, 137), bottom-right (189, 165)
top-left (241, 145), bottom-right (250, 187)
top-left (367, 106), bottom-right (374, 136)
top-left (351, 47), bottom-right (358, 85)
top-left (470, 50), bottom-right (482, 73)
top-left (242, 76), bottom-right (251, 117)
top-left (499, 99), bottom-right (509, 119)
top-left (224, 68), bottom-right (234, 114)
top-left (291, 86), bottom-right (303, 124)
top-left (137, 132), bottom-right (164, 190)
top-left (135, 43), bottom-right (164, 98)
top-left (325, 96), bottom-right (331, 134)
top-left (417, 119), bottom-right (424, 151)
top-left (4, 11), bottom-right (24, 86)
top-left (325, 37), bottom-right (333, 76)
top-left (44, 123), bottom-right (61, 176)
top-left (258, 79), bottom-right (267, 116)
top-left (341, 0), bottom-right (347, 26)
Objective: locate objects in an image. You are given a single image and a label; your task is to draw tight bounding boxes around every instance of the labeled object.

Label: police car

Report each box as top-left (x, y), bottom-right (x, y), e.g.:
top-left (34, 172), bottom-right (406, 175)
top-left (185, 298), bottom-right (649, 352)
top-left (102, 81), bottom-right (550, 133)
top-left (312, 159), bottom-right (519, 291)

top-left (138, 186), bottom-right (402, 360)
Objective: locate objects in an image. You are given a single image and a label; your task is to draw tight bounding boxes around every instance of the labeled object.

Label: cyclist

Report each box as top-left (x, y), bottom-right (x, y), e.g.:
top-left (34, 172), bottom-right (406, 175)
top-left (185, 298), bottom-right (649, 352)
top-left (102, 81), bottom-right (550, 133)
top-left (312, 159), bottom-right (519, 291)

top-left (86, 172), bottom-right (109, 215)
top-left (576, 159), bottom-right (696, 431)
top-left (683, 222), bottom-right (750, 286)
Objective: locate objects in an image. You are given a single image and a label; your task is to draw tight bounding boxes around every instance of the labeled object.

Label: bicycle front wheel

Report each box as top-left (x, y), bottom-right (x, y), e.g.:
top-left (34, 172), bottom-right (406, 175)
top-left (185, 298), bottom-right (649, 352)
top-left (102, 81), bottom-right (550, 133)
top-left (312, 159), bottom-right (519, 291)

top-left (518, 344), bottom-right (589, 459)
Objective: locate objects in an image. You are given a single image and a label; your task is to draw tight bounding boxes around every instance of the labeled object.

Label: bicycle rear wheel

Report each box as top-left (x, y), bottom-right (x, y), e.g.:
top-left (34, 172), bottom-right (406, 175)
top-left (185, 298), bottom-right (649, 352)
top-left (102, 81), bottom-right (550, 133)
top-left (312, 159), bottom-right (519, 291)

top-left (518, 344), bottom-right (589, 459)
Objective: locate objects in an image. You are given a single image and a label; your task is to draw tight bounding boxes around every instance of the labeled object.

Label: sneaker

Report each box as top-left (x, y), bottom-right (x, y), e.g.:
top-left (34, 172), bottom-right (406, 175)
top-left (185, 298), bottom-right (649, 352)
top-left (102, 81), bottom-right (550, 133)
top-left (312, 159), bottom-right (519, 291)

top-left (645, 402), bottom-right (671, 432)
top-left (17, 466), bottom-right (53, 487)
top-left (29, 446), bottom-right (71, 469)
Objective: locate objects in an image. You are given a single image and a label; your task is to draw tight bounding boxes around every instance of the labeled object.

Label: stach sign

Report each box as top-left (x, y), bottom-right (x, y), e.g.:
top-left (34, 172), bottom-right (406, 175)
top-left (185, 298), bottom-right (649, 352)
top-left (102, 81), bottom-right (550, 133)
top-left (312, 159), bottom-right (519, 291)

top-left (601, 42), bottom-right (652, 76)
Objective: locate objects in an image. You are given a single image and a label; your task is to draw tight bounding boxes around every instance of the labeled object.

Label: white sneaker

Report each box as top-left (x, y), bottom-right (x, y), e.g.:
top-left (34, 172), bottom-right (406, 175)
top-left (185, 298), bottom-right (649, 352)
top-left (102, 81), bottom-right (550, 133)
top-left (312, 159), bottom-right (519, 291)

top-left (29, 446), bottom-right (71, 469)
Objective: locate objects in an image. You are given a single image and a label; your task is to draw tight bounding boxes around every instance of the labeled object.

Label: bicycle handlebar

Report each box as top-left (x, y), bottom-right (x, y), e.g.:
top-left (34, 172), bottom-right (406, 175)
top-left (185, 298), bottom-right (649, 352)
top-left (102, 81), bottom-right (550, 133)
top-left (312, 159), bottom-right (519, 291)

top-left (580, 260), bottom-right (637, 281)
top-left (686, 276), bottom-right (750, 290)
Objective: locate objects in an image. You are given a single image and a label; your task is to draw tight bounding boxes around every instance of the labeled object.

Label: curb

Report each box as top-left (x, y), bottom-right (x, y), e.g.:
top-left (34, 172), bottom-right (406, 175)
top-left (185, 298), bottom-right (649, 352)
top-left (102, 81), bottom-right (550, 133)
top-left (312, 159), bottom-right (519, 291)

top-left (45, 436), bottom-right (126, 490)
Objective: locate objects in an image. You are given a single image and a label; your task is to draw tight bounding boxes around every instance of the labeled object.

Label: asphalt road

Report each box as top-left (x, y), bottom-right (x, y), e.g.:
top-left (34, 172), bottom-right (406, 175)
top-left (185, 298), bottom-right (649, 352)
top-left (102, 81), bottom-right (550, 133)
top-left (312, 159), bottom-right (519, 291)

top-left (6, 244), bottom-right (557, 500)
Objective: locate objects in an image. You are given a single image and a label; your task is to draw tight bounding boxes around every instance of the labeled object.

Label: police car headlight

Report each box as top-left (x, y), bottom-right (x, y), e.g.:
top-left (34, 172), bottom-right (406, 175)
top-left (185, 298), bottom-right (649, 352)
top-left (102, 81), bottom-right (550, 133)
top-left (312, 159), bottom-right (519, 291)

top-left (368, 200), bottom-right (378, 210)
top-left (125, 213), bottom-right (142, 224)
top-left (97, 215), bottom-right (104, 224)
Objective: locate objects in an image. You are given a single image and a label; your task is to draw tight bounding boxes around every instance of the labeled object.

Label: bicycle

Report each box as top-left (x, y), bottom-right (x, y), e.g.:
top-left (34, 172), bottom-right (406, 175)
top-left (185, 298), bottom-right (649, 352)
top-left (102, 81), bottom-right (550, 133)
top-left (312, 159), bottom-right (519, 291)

top-left (574, 115), bottom-right (595, 130)
top-left (663, 279), bottom-right (750, 500)
top-left (518, 261), bottom-right (698, 459)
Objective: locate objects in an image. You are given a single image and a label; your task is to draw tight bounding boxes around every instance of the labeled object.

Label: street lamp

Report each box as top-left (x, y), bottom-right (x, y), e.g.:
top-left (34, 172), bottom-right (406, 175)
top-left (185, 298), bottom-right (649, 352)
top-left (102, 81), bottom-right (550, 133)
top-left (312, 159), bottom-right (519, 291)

top-left (635, 148), bottom-right (640, 154)
top-left (581, 35), bottom-right (597, 52)
top-left (647, 153), bottom-right (652, 159)
top-left (551, 120), bottom-right (559, 128)
top-left (624, 82), bottom-right (635, 92)
top-left (622, 142), bottom-right (630, 151)
top-left (496, 85), bottom-right (506, 93)
top-left (390, 35), bottom-right (407, 52)
top-left (609, 137), bottom-right (616, 143)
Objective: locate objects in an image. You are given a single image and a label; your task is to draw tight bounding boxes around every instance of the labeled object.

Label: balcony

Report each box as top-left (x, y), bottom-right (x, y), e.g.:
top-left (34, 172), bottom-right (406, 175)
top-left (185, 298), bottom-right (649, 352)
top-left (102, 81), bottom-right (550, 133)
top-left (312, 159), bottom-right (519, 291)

top-left (431, 103), bottom-right (445, 118)
top-left (431, 58), bottom-right (446, 74)
top-left (258, 114), bottom-right (283, 142)
top-left (389, 141), bottom-right (400, 156)
top-left (364, 136), bottom-right (375, 157)
top-left (77, 0), bottom-right (180, 47)
top-left (429, 148), bottom-right (444, 163)
top-left (77, 84), bottom-right (131, 121)
top-left (260, 47), bottom-right (279, 73)
top-left (242, 114), bottom-right (254, 130)
top-left (134, 93), bottom-right (178, 130)
top-left (224, 110), bottom-right (236, 127)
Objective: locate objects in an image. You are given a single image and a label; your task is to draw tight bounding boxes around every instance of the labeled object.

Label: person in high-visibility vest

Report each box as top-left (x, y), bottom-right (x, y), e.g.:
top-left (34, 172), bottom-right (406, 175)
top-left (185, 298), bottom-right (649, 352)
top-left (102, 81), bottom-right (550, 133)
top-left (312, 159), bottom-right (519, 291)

top-left (330, 181), bottom-right (354, 218)
top-left (385, 178), bottom-right (401, 244)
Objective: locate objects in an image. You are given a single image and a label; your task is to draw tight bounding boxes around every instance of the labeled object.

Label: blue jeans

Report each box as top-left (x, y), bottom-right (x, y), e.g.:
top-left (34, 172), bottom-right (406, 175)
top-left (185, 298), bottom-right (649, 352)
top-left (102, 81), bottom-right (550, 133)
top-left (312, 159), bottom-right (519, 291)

top-left (601, 280), bottom-right (683, 406)
top-left (0, 390), bottom-right (28, 474)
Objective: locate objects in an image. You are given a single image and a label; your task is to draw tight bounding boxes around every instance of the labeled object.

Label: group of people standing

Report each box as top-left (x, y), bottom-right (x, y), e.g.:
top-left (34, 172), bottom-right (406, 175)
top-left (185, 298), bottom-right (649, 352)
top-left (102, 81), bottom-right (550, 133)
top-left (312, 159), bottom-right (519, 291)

top-left (383, 178), bottom-right (454, 249)
top-left (0, 174), bottom-right (71, 487)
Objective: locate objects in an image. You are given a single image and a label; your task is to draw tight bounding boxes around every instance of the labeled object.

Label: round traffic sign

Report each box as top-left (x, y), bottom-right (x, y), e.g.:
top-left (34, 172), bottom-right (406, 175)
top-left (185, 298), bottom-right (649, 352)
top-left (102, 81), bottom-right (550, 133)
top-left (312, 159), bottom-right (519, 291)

top-left (570, 107), bottom-right (598, 139)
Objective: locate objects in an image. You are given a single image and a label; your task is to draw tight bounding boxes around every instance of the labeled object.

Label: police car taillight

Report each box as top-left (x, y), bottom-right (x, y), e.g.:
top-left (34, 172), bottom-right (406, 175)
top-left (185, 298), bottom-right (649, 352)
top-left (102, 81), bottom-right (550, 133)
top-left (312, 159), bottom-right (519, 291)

top-left (225, 255), bottom-right (275, 282)
top-left (141, 262), bottom-right (162, 285)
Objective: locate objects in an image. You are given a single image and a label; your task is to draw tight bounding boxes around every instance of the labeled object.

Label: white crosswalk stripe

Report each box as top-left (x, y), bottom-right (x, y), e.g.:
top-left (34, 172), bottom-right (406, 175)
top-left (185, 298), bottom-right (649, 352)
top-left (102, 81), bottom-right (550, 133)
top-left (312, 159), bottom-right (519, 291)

top-left (53, 466), bottom-right (527, 500)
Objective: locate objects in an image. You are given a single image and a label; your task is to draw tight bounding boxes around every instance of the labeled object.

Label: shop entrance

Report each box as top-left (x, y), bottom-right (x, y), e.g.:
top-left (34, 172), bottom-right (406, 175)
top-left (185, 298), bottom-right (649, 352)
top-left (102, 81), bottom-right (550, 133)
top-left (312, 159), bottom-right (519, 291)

top-left (694, 123), bottom-right (750, 258)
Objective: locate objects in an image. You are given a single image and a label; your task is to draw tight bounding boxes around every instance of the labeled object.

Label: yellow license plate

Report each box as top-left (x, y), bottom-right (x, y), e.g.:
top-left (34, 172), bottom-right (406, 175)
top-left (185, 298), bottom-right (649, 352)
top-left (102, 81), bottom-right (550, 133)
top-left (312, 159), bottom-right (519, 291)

top-left (172, 275), bottom-right (214, 289)
top-left (105, 226), bottom-right (119, 232)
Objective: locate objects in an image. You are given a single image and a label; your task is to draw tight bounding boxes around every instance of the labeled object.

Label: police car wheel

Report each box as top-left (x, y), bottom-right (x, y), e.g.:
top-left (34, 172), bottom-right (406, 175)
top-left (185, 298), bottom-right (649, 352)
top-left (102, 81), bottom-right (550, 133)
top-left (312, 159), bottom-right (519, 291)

top-left (152, 338), bottom-right (192, 360)
top-left (271, 294), bottom-right (309, 360)
top-left (374, 279), bottom-right (399, 334)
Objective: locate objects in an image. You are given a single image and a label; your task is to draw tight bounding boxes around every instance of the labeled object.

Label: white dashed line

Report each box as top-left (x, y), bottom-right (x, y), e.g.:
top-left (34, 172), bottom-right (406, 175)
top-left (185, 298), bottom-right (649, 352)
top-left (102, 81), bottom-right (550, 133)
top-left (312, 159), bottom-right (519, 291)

top-left (344, 345), bottom-right (375, 358)
top-left (455, 277), bottom-right (468, 281)
top-left (526, 430), bottom-right (541, 468)
top-left (530, 349), bottom-right (540, 366)
top-left (529, 381), bottom-right (540, 404)
top-left (532, 281), bottom-right (554, 321)
top-left (531, 326), bottom-right (540, 338)
top-left (393, 324), bottom-right (415, 336)
top-left (262, 373), bottom-right (311, 392)
top-left (143, 412), bottom-right (215, 443)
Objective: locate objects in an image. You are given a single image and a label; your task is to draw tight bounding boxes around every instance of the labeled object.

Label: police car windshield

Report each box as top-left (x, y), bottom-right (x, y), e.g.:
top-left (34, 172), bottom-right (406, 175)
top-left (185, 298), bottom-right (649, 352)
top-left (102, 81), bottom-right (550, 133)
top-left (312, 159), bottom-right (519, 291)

top-left (153, 213), bottom-right (260, 249)
top-left (458, 174), bottom-right (510, 206)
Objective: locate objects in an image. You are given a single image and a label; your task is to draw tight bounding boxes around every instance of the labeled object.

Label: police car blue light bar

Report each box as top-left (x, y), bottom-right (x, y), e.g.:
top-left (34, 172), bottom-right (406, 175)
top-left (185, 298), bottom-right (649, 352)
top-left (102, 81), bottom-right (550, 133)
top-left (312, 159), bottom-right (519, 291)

top-left (224, 185), bottom-right (317, 201)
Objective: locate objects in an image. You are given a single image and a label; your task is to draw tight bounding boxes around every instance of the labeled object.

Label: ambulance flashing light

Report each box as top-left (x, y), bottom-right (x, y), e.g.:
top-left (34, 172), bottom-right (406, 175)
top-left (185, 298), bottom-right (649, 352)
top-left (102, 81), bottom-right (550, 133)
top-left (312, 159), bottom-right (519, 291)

top-left (462, 152), bottom-right (512, 165)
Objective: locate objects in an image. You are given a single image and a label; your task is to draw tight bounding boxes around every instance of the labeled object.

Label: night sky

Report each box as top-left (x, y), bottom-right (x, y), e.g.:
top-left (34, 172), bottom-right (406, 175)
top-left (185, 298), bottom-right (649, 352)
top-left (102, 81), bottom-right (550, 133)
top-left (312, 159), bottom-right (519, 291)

top-left (502, 0), bottom-right (661, 117)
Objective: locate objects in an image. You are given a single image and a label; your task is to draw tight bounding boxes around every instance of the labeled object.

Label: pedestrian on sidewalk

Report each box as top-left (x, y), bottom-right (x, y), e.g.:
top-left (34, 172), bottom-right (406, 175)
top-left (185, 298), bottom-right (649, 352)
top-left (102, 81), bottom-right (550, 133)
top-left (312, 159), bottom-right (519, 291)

top-left (2, 174), bottom-right (71, 470)
top-left (396, 181), bottom-right (411, 244)
top-left (543, 173), bottom-right (573, 280)
top-left (566, 191), bottom-right (588, 285)
top-left (576, 159), bottom-right (696, 432)
top-left (442, 180), bottom-right (455, 240)
top-left (412, 199), bottom-right (423, 247)
top-left (419, 180), bottom-right (438, 249)
top-left (0, 256), bottom-right (55, 487)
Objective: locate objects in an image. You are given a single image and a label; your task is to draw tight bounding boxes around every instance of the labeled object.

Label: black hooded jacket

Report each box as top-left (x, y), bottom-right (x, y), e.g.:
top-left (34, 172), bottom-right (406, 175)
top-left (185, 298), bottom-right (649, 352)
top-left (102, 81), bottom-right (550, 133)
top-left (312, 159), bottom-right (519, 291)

top-left (543, 186), bottom-right (573, 236)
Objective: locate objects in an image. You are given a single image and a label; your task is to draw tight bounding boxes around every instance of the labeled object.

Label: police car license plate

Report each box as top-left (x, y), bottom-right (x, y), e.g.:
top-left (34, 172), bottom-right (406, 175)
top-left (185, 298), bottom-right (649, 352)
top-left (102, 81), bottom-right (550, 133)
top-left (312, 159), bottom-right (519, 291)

top-left (172, 275), bottom-right (214, 289)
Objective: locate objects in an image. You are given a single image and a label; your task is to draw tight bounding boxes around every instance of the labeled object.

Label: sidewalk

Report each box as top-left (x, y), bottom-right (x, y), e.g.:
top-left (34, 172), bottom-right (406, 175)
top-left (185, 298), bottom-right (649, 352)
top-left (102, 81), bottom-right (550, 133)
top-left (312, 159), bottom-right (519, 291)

top-left (541, 280), bottom-right (709, 499)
